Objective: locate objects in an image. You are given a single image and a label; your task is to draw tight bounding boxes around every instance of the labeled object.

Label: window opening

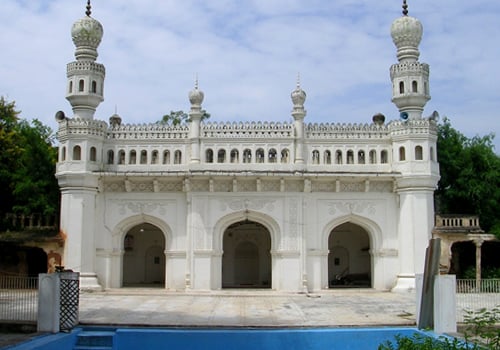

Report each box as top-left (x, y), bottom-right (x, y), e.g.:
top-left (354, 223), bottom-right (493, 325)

top-left (230, 149), bottom-right (239, 163)
top-left (206, 149), bottom-right (214, 163)
top-left (256, 148), bottom-right (264, 163)
top-left (324, 150), bottom-right (331, 164)
top-left (72, 145), bottom-right (81, 161)
top-left (217, 149), bottom-right (226, 163)
top-left (140, 150), bottom-right (147, 164)
top-left (151, 150), bottom-right (158, 164)
top-left (399, 146), bottom-right (406, 161)
top-left (89, 146), bottom-right (97, 161)
top-left (358, 150), bottom-right (365, 164)
top-left (369, 150), bottom-right (376, 164)
top-left (163, 150), bottom-right (170, 164)
top-left (174, 150), bottom-right (182, 164)
top-left (281, 149), bottom-right (289, 163)
top-left (107, 150), bottom-right (114, 164)
top-left (415, 146), bottom-right (423, 160)
top-left (129, 150), bottom-right (137, 164)
top-left (268, 148), bottom-right (277, 163)
top-left (243, 149), bottom-right (252, 163)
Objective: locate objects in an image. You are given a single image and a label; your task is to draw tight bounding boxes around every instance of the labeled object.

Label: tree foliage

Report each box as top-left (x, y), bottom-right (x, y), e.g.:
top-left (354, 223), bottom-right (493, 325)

top-left (436, 117), bottom-right (500, 237)
top-left (158, 110), bottom-right (211, 126)
top-left (0, 97), bottom-right (59, 228)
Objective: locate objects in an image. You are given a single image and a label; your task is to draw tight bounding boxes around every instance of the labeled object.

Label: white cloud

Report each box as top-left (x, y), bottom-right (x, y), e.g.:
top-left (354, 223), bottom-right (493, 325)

top-left (1, 0), bottom-right (499, 151)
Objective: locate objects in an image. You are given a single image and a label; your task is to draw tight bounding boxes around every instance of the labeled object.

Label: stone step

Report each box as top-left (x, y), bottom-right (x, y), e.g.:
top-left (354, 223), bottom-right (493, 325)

top-left (75, 330), bottom-right (115, 349)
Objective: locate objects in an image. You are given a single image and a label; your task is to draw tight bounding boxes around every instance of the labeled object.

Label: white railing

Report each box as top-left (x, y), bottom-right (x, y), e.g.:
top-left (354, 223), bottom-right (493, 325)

top-left (456, 279), bottom-right (500, 323)
top-left (0, 275), bottom-right (38, 323)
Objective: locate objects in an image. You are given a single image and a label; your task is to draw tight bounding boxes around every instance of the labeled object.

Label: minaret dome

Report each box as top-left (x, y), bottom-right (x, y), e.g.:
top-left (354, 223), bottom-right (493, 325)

top-left (71, 1), bottom-right (103, 61)
top-left (390, 1), bottom-right (423, 62)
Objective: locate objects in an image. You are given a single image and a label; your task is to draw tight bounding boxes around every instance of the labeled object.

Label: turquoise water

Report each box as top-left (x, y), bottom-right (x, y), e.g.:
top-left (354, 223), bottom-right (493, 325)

top-left (5, 327), bottom-right (443, 350)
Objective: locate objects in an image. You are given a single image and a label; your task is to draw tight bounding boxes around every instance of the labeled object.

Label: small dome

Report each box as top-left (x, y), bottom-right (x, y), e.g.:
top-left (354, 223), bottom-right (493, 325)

top-left (291, 87), bottom-right (306, 106)
top-left (71, 15), bottom-right (103, 60)
top-left (372, 113), bottom-right (385, 126)
top-left (189, 84), bottom-right (204, 106)
top-left (109, 113), bottom-right (122, 127)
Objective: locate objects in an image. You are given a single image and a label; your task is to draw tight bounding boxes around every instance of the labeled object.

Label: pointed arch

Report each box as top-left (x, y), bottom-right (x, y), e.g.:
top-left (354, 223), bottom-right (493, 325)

top-left (322, 214), bottom-right (382, 258)
top-left (111, 214), bottom-right (172, 250)
top-left (213, 210), bottom-right (281, 254)
top-left (322, 214), bottom-right (383, 289)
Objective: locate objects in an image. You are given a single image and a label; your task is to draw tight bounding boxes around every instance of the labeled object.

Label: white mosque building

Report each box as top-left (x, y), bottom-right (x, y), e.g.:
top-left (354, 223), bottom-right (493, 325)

top-left (55, 1), bottom-right (440, 292)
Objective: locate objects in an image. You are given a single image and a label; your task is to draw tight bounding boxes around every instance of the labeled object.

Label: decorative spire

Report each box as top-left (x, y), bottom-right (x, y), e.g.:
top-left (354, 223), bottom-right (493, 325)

top-left (189, 75), bottom-right (204, 109)
top-left (85, 0), bottom-right (92, 17)
top-left (291, 74), bottom-right (306, 116)
top-left (402, 0), bottom-right (408, 16)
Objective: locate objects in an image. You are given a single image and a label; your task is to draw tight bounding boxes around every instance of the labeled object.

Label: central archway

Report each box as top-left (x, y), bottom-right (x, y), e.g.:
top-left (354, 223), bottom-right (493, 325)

top-left (328, 222), bottom-right (371, 288)
top-left (222, 220), bottom-right (271, 288)
top-left (122, 223), bottom-right (165, 287)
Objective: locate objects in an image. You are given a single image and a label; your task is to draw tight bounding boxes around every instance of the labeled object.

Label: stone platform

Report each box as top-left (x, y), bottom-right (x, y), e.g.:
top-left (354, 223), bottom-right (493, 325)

top-left (79, 288), bottom-right (417, 328)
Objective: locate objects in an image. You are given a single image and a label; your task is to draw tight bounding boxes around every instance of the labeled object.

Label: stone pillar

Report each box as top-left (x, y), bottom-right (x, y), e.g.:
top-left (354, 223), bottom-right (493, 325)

top-left (188, 81), bottom-right (204, 164)
top-left (473, 238), bottom-right (483, 286)
top-left (58, 174), bottom-right (102, 291)
top-left (392, 183), bottom-right (436, 292)
top-left (291, 80), bottom-right (306, 165)
top-left (433, 275), bottom-right (457, 334)
top-left (38, 274), bottom-right (60, 333)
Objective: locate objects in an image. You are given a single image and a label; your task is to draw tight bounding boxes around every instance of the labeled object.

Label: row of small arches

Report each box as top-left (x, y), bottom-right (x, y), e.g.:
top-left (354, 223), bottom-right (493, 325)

top-left (397, 80), bottom-right (429, 95)
top-left (111, 149), bottom-right (183, 165)
top-left (310, 145), bottom-right (433, 165)
top-left (205, 148), bottom-right (290, 164)
top-left (60, 146), bottom-right (184, 165)
top-left (61, 144), bottom-right (434, 165)
top-left (311, 149), bottom-right (388, 165)
top-left (68, 79), bottom-right (102, 94)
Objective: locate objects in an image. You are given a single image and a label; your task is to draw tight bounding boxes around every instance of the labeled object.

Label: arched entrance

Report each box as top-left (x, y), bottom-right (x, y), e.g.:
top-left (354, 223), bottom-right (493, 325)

top-left (328, 222), bottom-right (371, 288)
top-left (222, 220), bottom-right (271, 288)
top-left (122, 223), bottom-right (165, 287)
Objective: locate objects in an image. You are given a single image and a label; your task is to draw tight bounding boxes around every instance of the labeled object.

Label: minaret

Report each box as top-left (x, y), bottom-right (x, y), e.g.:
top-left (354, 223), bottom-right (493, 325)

top-left (188, 77), bottom-right (204, 164)
top-left (390, 0), bottom-right (430, 120)
top-left (66, 0), bottom-right (105, 119)
top-left (291, 74), bottom-right (306, 164)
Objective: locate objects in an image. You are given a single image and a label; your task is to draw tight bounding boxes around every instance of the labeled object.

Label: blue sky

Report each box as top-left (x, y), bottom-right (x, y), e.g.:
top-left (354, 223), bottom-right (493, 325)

top-left (1, 0), bottom-right (500, 152)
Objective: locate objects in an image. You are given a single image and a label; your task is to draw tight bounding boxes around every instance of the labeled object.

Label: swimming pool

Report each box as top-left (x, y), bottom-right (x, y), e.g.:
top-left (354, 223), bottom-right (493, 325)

top-left (5, 326), bottom-right (446, 350)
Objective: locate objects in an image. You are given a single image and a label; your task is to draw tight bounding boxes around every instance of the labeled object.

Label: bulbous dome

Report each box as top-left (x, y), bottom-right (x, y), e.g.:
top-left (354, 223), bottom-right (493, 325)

top-left (391, 15), bottom-right (422, 52)
top-left (189, 86), bottom-right (204, 106)
top-left (109, 113), bottom-right (122, 127)
top-left (291, 87), bottom-right (306, 106)
top-left (71, 15), bottom-right (103, 60)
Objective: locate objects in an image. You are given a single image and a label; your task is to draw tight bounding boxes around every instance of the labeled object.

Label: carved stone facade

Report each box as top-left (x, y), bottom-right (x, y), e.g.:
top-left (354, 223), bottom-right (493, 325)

top-left (55, 3), bottom-right (440, 292)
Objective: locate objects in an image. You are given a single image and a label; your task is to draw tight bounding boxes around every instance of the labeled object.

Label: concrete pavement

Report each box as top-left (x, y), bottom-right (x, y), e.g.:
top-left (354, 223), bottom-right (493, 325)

top-left (79, 288), bottom-right (417, 328)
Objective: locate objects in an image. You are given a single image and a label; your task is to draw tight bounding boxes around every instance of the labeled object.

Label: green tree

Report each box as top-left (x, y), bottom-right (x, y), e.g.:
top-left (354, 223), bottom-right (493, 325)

top-left (12, 119), bottom-right (59, 216)
top-left (436, 117), bottom-right (500, 238)
top-left (0, 97), bottom-right (59, 229)
top-left (0, 97), bottom-right (22, 217)
top-left (158, 110), bottom-right (211, 126)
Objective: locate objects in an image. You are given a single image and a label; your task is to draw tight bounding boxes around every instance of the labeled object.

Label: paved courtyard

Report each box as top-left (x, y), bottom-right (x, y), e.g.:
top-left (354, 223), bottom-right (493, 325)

top-left (79, 288), bottom-right (417, 328)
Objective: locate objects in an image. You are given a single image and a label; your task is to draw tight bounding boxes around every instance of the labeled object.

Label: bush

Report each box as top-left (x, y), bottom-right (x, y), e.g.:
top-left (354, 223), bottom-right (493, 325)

top-left (377, 333), bottom-right (474, 350)
top-left (463, 306), bottom-right (500, 349)
top-left (379, 306), bottom-right (500, 349)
